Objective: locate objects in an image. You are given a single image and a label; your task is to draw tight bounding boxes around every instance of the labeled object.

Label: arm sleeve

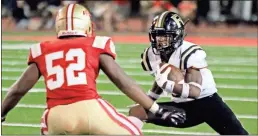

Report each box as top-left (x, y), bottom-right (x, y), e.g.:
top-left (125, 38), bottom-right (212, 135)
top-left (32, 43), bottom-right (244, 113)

top-left (27, 49), bottom-right (34, 65)
top-left (27, 43), bottom-right (42, 65)
top-left (104, 38), bottom-right (116, 60)
top-left (180, 45), bottom-right (207, 69)
top-left (92, 36), bottom-right (116, 60)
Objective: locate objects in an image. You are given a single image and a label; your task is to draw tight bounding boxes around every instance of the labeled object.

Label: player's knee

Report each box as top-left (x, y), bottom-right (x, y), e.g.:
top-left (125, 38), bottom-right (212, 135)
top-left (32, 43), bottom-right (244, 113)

top-left (127, 116), bottom-right (144, 130)
top-left (230, 120), bottom-right (249, 135)
top-left (224, 115), bottom-right (249, 135)
top-left (236, 129), bottom-right (249, 135)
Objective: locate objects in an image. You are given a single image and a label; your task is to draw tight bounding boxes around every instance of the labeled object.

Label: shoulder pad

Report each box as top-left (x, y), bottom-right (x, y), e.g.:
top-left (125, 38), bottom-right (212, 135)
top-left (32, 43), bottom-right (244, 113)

top-left (92, 36), bottom-right (111, 49)
top-left (141, 47), bottom-right (153, 71)
top-left (30, 43), bottom-right (42, 59)
top-left (141, 47), bottom-right (161, 74)
top-left (180, 44), bottom-right (203, 70)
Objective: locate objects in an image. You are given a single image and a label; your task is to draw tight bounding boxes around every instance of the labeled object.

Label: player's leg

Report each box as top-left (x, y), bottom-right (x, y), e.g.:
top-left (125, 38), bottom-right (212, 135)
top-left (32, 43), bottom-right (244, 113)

top-left (146, 101), bottom-right (204, 128)
top-left (88, 98), bottom-right (142, 135)
top-left (203, 93), bottom-right (249, 135)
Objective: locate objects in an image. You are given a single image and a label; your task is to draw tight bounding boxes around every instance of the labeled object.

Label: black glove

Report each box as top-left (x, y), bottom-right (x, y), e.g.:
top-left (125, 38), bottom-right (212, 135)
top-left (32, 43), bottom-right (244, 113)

top-left (154, 105), bottom-right (186, 125)
top-left (1, 116), bottom-right (6, 122)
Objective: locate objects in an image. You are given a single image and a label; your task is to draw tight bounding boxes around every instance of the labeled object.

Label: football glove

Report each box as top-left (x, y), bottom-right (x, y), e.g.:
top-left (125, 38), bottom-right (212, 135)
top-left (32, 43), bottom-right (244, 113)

top-left (154, 65), bottom-right (175, 93)
top-left (148, 102), bottom-right (186, 125)
top-left (155, 105), bottom-right (186, 125)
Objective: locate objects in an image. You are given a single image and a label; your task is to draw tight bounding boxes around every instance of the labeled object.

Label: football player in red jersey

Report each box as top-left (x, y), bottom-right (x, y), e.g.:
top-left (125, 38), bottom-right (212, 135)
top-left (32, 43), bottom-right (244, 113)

top-left (1, 4), bottom-right (186, 135)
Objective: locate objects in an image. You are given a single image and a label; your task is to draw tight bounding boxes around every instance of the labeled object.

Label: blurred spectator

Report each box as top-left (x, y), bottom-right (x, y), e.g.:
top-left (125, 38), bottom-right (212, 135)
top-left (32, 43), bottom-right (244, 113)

top-left (1, 0), bottom-right (257, 32)
top-left (142, 0), bottom-right (196, 30)
top-left (89, 0), bottom-right (130, 32)
top-left (143, 1), bottom-right (174, 31)
top-left (177, 1), bottom-right (197, 20)
top-left (251, 0), bottom-right (258, 24)
top-left (193, 0), bottom-right (210, 26)
top-left (130, 0), bottom-right (141, 17)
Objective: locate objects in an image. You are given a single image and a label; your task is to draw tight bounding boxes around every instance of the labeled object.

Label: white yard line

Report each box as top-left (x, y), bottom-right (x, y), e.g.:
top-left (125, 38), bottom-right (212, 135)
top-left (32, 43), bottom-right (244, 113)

top-left (1, 43), bottom-right (256, 50)
top-left (2, 88), bottom-right (257, 102)
top-left (2, 68), bottom-right (257, 80)
top-left (121, 65), bottom-right (258, 71)
top-left (2, 60), bottom-right (258, 66)
top-left (2, 75), bottom-right (258, 90)
top-left (1, 122), bottom-right (217, 135)
top-left (116, 59), bottom-right (257, 65)
top-left (2, 56), bottom-right (27, 59)
top-left (2, 76), bottom-right (257, 90)
top-left (15, 103), bottom-right (258, 119)
top-left (2, 55), bottom-right (257, 63)
top-left (2, 43), bottom-right (257, 53)
top-left (2, 66), bottom-right (258, 74)
top-left (2, 44), bottom-right (33, 49)
top-left (209, 67), bottom-right (257, 73)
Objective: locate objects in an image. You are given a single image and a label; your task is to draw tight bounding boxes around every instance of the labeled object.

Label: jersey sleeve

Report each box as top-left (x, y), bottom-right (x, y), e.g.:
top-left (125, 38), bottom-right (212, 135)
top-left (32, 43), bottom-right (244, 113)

top-left (104, 38), bottom-right (116, 60)
top-left (180, 45), bottom-right (207, 69)
top-left (27, 43), bottom-right (42, 65)
top-left (92, 36), bottom-right (116, 60)
top-left (141, 47), bottom-right (161, 75)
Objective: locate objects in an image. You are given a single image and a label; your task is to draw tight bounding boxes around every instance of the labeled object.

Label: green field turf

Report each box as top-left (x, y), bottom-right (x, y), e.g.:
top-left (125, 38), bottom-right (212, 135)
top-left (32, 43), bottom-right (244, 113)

top-left (1, 41), bottom-right (258, 135)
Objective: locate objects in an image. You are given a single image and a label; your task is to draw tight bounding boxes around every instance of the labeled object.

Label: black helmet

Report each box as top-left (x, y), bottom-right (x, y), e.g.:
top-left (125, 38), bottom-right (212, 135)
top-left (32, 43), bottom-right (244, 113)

top-left (149, 11), bottom-right (188, 62)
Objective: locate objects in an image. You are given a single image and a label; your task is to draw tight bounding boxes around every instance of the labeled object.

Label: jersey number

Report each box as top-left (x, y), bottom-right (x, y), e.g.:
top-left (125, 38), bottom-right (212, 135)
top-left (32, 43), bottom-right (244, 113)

top-left (45, 49), bottom-right (87, 90)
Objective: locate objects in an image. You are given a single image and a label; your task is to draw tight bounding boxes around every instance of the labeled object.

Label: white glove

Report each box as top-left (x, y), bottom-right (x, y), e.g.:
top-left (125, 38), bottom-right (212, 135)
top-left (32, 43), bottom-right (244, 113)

top-left (154, 65), bottom-right (171, 88)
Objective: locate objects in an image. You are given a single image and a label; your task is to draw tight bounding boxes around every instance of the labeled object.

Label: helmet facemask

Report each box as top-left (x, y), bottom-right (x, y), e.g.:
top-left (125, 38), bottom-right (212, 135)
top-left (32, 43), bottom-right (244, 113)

top-left (150, 28), bottom-right (184, 62)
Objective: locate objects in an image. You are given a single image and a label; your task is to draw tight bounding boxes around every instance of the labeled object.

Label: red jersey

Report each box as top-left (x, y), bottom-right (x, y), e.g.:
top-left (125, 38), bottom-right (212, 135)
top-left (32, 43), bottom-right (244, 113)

top-left (27, 36), bottom-right (116, 108)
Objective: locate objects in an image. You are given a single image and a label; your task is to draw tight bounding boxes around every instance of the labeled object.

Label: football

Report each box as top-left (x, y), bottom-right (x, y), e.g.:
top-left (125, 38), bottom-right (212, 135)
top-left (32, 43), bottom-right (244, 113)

top-left (129, 104), bottom-right (148, 120)
top-left (159, 62), bottom-right (184, 83)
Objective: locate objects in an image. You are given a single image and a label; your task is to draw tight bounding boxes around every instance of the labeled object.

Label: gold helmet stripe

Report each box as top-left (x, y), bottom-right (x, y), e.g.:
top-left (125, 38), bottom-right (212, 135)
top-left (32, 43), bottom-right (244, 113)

top-left (156, 11), bottom-right (169, 28)
top-left (66, 4), bottom-right (75, 30)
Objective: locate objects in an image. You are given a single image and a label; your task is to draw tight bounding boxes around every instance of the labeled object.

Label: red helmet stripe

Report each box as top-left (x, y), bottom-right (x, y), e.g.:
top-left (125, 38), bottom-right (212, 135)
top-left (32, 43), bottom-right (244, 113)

top-left (71, 4), bottom-right (76, 30)
top-left (65, 5), bottom-right (69, 30)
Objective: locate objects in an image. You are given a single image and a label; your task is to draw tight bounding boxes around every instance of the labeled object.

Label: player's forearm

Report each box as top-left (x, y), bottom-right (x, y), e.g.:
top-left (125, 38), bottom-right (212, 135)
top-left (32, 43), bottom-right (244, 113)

top-left (173, 82), bottom-right (201, 98)
top-left (2, 89), bottom-right (25, 116)
top-left (114, 74), bottom-right (154, 109)
top-left (163, 67), bottom-right (202, 98)
top-left (151, 81), bottom-right (163, 94)
top-left (110, 68), bottom-right (155, 109)
top-left (99, 55), bottom-right (154, 109)
top-left (147, 81), bottom-right (163, 100)
top-left (2, 63), bottom-right (39, 118)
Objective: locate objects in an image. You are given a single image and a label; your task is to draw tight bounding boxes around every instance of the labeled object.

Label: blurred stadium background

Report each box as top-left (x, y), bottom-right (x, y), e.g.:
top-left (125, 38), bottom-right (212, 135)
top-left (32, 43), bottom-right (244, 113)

top-left (2, 0), bottom-right (258, 135)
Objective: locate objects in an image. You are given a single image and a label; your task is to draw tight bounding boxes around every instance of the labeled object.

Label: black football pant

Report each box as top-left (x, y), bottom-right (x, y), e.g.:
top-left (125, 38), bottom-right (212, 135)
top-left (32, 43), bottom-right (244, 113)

top-left (147, 93), bottom-right (249, 135)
